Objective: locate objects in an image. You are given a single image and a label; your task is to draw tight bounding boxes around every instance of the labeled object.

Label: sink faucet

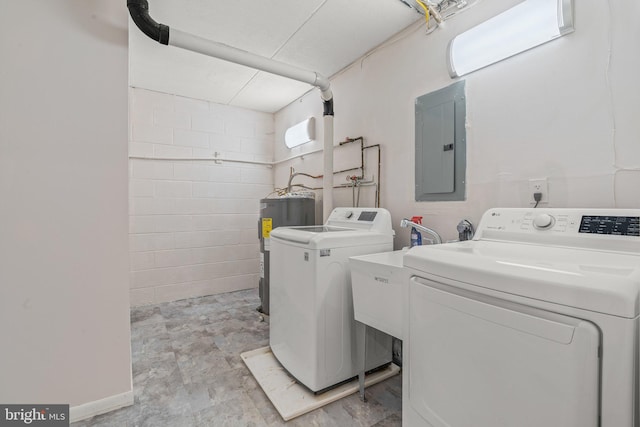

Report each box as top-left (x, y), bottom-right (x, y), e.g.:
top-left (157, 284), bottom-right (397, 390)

top-left (400, 218), bottom-right (442, 244)
top-left (457, 219), bottom-right (475, 241)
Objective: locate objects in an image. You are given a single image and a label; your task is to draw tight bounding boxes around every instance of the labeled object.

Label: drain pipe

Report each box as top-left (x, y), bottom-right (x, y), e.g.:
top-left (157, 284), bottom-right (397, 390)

top-left (127, 0), bottom-right (334, 220)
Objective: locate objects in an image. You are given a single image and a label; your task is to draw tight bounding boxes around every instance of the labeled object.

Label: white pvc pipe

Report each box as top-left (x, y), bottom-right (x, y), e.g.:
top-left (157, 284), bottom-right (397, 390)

top-left (128, 155), bottom-right (273, 166)
top-left (170, 29), bottom-right (333, 101)
top-left (272, 148), bottom-right (324, 165)
top-left (131, 148), bottom-right (327, 167)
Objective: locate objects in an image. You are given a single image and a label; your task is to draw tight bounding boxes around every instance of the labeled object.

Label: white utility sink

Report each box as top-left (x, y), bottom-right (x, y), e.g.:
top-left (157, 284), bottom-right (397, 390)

top-left (350, 250), bottom-right (408, 339)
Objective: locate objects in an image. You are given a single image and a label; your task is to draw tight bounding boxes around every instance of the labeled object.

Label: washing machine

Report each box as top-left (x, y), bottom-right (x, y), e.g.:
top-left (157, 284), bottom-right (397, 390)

top-left (402, 208), bottom-right (640, 427)
top-left (270, 207), bottom-right (394, 393)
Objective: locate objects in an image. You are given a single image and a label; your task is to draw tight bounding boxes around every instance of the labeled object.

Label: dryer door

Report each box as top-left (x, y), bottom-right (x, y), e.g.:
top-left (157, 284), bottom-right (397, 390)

top-left (408, 277), bottom-right (600, 427)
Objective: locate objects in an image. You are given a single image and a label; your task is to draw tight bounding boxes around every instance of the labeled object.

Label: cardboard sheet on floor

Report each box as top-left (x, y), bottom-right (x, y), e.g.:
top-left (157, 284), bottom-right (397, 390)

top-left (241, 346), bottom-right (400, 421)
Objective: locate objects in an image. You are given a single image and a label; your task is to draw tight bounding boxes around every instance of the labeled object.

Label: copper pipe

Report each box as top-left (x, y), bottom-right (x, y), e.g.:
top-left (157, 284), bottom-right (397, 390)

top-left (338, 136), bottom-right (364, 180)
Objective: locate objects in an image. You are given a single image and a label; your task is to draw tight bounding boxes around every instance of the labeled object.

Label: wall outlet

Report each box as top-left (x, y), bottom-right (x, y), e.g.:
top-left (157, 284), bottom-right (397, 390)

top-left (528, 178), bottom-right (548, 204)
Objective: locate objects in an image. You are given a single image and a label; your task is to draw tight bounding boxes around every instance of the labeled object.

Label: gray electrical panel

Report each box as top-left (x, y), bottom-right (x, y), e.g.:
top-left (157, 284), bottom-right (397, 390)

top-left (415, 81), bottom-right (466, 201)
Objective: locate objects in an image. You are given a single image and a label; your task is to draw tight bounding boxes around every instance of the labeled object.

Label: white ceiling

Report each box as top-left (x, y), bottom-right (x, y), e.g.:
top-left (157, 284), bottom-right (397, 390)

top-left (129, 0), bottom-right (421, 113)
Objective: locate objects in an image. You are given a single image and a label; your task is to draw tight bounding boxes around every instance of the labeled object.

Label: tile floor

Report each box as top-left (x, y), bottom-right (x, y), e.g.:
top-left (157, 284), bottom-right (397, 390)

top-left (72, 289), bottom-right (402, 426)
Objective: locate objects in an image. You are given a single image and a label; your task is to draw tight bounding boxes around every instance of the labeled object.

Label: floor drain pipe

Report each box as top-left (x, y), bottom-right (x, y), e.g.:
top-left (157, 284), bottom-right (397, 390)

top-left (127, 0), bottom-right (334, 221)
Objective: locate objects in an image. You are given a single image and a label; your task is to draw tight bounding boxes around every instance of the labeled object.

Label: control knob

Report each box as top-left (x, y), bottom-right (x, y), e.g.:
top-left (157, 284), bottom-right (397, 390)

top-left (533, 213), bottom-right (555, 230)
top-left (345, 211), bottom-right (354, 219)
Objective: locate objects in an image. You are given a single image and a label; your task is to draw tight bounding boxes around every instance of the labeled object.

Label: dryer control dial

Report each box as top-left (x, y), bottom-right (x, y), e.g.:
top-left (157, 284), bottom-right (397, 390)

top-left (533, 213), bottom-right (555, 230)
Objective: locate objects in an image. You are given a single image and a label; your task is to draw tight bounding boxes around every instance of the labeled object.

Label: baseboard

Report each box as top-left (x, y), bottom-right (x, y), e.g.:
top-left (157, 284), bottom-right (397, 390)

top-left (69, 390), bottom-right (134, 423)
top-left (130, 279), bottom-right (258, 307)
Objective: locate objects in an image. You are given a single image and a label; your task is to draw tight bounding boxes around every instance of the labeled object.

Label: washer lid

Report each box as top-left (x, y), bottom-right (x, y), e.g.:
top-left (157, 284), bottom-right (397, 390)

top-left (404, 240), bottom-right (640, 318)
top-left (270, 226), bottom-right (392, 249)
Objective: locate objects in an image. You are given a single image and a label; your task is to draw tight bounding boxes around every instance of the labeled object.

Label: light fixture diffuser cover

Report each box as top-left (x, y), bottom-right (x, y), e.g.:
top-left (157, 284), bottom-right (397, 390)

top-left (285, 117), bottom-right (315, 148)
top-left (448, 0), bottom-right (574, 78)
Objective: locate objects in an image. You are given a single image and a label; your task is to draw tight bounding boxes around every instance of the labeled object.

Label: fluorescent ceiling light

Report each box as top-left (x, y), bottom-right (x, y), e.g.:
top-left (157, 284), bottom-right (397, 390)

top-left (285, 117), bottom-right (315, 148)
top-left (448, 0), bottom-right (574, 77)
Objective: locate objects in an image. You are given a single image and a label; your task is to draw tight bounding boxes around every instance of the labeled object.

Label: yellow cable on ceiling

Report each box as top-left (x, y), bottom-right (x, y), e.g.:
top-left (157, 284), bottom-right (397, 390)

top-left (415, 0), bottom-right (431, 26)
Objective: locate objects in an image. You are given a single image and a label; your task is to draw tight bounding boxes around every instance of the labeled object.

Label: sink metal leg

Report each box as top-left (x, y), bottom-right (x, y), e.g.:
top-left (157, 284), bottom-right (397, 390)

top-left (355, 321), bottom-right (367, 401)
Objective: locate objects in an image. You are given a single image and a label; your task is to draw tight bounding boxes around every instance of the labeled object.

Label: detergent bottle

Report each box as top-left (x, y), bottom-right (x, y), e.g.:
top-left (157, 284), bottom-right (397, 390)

top-left (410, 216), bottom-right (423, 247)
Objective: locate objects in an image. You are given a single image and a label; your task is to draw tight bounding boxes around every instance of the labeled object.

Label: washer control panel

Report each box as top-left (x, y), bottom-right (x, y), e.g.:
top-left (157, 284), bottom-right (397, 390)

top-left (477, 208), bottom-right (640, 238)
top-left (325, 207), bottom-right (394, 235)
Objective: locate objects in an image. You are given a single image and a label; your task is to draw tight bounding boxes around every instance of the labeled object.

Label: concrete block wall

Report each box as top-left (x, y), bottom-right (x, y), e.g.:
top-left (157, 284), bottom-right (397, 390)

top-left (129, 88), bottom-right (274, 306)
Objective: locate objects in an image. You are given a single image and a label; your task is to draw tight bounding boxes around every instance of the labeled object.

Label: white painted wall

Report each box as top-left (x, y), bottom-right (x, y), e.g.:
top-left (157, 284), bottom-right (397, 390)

top-left (0, 0), bottom-right (131, 416)
top-left (128, 88), bottom-right (273, 306)
top-left (275, 0), bottom-right (640, 246)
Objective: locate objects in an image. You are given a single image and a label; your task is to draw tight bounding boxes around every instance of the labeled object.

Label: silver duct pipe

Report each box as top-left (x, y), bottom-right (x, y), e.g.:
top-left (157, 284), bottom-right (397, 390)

top-left (128, 0), bottom-right (334, 221)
